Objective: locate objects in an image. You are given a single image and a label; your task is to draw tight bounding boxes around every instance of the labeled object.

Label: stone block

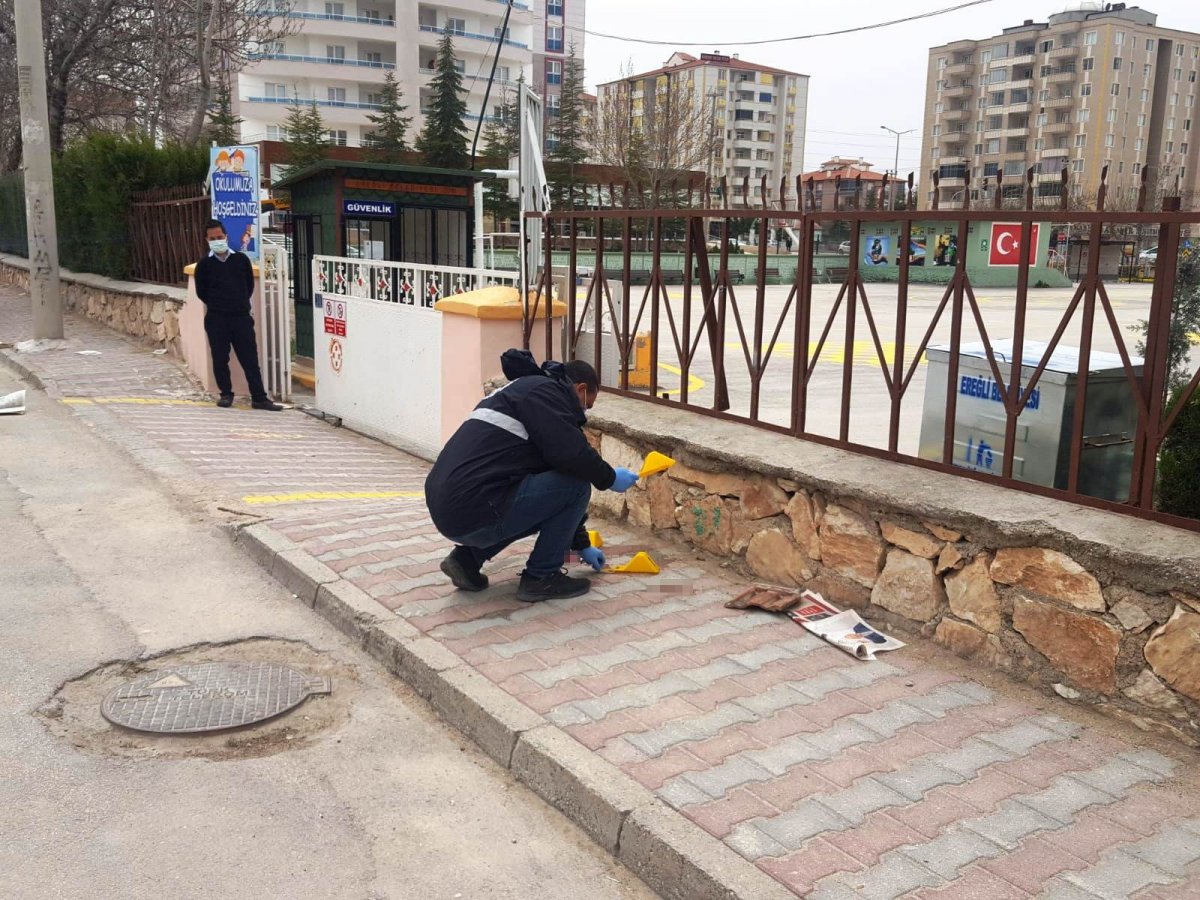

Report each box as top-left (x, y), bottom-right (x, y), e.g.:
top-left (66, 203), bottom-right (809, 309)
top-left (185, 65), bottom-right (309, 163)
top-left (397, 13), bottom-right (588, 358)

top-left (819, 504), bottom-right (884, 588)
top-left (871, 549), bottom-right (946, 622)
top-left (923, 522), bottom-right (963, 542)
top-left (646, 474), bottom-right (678, 529)
top-left (746, 529), bottom-right (814, 587)
top-left (667, 462), bottom-right (745, 497)
top-left (1012, 597), bottom-right (1120, 694)
top-left (600, 432), bottom-right (643, 473)
top-left (990, 547), bottom-right (1105, 612)
top-left (1144, 606), bottom-right (1200, 702)
top-left (1123, 668), bottom-right (1188, 718)
top-left (936, 543), bottom-right (964, 574)
top-left (945, 555), bottom-right (1002, 633)
top-left (881, 521), bottom-right (941, 559)
top-left (739, 477), bottom-right (789, 520)
top-left (680, 494), bottom-right (735, 555)
top-left (627, 487), bottom-right (653, 529)
top-left (802, 572), bottom-right (871, 611)
top-left (785, 490), bottom-right (821, 560)
top-left (1112, 599), bottom-right (1154, 633)
top-left (935, 618), bottom-right (988, 658)
top-left (590, 487), bottom-right (626, 520)
top-left (149, 299), bottom-right (164, 324)
top-left (729, 509), bottom-right (785, 556)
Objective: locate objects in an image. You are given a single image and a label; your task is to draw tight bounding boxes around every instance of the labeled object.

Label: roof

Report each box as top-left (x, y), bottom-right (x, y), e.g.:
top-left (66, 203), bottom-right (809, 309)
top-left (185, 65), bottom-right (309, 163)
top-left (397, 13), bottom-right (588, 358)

top-left (272, 159), bottom-right (483, 190)
top-left (801, 166), bottom-right (888, 183)
top-left (598, 52), bottom-right (806, 88)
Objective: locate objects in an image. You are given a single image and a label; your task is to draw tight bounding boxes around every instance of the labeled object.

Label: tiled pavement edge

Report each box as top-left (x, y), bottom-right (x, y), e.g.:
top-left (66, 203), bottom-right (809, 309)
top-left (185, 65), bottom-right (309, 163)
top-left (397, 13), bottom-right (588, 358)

top-left (4, 286), bottom-right (1200, 899)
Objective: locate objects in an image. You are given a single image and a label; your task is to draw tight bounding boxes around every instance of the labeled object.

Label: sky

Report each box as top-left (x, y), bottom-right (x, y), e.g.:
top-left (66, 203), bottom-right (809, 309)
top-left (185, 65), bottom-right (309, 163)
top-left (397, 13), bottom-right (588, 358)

top-left (581, 0), bottom-right (1200, 176)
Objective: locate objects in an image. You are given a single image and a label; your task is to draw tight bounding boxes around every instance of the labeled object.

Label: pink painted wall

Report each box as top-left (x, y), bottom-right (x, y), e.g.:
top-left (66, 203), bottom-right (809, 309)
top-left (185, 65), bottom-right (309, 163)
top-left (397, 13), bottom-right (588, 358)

top-left (180, 270), bottom-right (266, 397)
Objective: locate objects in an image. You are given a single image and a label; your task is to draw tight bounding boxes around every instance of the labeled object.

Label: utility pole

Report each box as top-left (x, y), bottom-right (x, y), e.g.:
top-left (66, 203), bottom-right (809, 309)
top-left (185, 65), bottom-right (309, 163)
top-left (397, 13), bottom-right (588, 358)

top-left (15, 0), bottom-right (63, 342)
top-left (880, 125), bottom-right (914, 210)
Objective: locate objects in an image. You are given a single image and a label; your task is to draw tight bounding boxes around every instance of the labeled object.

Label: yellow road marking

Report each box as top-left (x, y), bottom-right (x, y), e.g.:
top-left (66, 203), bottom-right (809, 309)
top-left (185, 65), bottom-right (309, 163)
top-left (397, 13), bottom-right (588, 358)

top-left (62, 396), bottom-right (212, 406)
top-left (241, 490), bottom-right (425, 506)
top-left (657, 363), bottom-right (706, 398)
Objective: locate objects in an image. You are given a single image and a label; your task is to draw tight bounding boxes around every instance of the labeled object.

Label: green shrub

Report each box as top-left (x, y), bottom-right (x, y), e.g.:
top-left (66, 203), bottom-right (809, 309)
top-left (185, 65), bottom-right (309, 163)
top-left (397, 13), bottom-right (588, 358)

top-left (0, 172), bottom-right (28, 256)
top-left (1158, 386), bottom-right (1200, 519)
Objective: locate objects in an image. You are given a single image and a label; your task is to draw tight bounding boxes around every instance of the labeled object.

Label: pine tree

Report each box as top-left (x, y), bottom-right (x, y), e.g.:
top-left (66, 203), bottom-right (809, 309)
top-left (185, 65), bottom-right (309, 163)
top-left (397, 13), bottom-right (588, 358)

top-left (365, 70), bottom-right (411, 162)
top-left (415, 30), bottom-right (469, 169)
top-left (481, 86), bottom-right (520, 227)
top-left (548, 45), bottom-right (588, 208)
top-left (205, 81), bottom-right (243, 146)
top-left (282, 95), bottom-right (330, 170)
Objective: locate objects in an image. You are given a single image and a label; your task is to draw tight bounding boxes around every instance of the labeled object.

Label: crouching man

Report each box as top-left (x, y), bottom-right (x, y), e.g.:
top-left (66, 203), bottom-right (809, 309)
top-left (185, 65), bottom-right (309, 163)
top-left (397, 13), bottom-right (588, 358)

top-left (425, 350), bottom-right (638, 603)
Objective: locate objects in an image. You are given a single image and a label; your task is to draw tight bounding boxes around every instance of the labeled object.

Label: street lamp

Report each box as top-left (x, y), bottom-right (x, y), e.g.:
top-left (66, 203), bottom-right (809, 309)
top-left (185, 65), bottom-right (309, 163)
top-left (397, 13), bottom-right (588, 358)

top-left (880, 125), bottom-right (914, 210)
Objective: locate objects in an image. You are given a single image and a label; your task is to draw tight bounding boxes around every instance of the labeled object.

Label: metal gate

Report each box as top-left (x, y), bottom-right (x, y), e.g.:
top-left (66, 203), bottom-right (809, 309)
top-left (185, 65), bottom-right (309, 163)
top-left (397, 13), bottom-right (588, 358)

top-left (261, 242), bottom-right (292, 402)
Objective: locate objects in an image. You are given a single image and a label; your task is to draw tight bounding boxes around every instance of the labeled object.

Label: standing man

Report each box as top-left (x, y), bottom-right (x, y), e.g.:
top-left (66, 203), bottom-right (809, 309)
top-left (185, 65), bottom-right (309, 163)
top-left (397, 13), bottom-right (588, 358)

top-left (194, 219), bottom-right (282, 410)
top-left (425, 351), bottom-right (638, 603)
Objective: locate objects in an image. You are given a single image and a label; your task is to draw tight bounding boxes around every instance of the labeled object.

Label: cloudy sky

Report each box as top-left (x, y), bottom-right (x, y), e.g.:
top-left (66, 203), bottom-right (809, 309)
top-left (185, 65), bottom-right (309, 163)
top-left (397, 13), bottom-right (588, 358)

top-left (580, 0), bottom-right (1199, 176)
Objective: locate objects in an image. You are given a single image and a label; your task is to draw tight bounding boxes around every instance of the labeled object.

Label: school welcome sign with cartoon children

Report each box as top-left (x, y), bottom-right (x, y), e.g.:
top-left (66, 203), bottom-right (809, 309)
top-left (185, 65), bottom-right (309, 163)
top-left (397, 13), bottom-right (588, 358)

top-left (210, 145), bottom-right (261, 262)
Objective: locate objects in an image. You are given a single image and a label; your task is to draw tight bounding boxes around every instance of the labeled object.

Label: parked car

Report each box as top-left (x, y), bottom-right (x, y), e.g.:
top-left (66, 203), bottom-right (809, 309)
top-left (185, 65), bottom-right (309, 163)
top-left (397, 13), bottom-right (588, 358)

top-left (1138, 246), bottom-right (1158, 262)
top-left (838, 240), bottom-right (852, 254)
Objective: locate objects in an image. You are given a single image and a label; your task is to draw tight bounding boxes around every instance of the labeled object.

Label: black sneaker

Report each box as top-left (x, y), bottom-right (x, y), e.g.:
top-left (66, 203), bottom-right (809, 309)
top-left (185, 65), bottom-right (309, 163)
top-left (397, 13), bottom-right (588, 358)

top-left (216, 394), bottom-right (234, 408)
top-left (517, 570), bottom-right (591, 603)
top-left (440, 546), bottom-right (488, 592)
top-left (251, 399), bottom-right (284, 411)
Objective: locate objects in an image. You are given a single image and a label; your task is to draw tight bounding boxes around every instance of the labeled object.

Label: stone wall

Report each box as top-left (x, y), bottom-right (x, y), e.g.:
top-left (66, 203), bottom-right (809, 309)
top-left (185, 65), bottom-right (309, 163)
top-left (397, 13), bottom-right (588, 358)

top-left (0, 255), bottom-right (185, 357)
top-left (586, 399), bottom-right (1200, 748)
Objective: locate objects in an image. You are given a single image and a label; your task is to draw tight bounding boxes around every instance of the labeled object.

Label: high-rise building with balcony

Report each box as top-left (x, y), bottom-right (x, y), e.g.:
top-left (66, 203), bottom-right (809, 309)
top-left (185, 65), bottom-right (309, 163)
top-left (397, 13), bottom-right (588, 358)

top-left (236, 1), bottom-right (580, 159)
top-left (596, 52), bottom-right (809, 201)
top-left (531, 0), bottom-right (585, 149)
top-left (920, 3), bottom-right (1200, 209)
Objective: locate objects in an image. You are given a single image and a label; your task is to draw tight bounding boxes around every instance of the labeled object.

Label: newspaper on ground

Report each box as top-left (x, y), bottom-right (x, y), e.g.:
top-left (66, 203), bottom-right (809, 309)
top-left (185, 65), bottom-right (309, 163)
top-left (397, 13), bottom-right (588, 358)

top-left (787, 591), bottom-right (904, 660)
top-left (0, 390), bottom-right (26, 415)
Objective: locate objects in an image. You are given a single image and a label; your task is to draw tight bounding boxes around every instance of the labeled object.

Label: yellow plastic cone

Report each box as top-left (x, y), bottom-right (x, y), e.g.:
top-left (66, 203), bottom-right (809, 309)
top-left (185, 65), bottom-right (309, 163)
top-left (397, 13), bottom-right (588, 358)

top-left (639, 451), bottom-right (676, 479)
top-left (607, 551), bottom-right (660, 575)
top-left (587, 530), bottom-right (604, 548)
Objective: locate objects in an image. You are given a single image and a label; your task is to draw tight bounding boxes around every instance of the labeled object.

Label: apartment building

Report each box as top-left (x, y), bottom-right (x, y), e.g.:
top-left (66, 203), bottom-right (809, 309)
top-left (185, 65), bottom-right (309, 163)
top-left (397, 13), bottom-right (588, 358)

top-left (236, 0), bottom-right (577, 155)
top-left (531, 0), bottom-right (586, 148)
top-left (597, 52), bottom-right (809, 201)
top-left (920, 3), bottom-right (1200, 209)
top-left (800, 158), bottom-right (902, 210)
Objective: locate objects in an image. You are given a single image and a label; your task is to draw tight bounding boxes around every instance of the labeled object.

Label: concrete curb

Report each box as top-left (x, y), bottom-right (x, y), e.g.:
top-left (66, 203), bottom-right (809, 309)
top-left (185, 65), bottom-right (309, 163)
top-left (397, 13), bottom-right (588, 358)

top-left (231, 521), bottom-right (793, 900)
top-left (0, 347), bottom-right (50, 393)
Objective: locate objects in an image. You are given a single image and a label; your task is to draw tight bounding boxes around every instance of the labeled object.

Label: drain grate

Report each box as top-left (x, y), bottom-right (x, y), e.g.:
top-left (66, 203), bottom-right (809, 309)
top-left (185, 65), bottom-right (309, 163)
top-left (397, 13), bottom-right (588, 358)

top-left (101, 661), bottom-right (331, 734)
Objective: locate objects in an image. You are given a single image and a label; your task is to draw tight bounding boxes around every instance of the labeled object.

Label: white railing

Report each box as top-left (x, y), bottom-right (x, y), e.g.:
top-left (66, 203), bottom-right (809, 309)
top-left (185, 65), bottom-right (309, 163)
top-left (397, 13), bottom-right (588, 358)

top-left (260, 243), bottom-right (292, 402)
top-left (313, 256), bottom-right (518, 309)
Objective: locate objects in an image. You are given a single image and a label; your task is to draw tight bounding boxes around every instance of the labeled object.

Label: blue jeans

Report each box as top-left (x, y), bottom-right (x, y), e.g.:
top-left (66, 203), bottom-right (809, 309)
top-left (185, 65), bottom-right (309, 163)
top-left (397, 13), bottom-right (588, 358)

top-left (449, 471), bottom-right (591, 579)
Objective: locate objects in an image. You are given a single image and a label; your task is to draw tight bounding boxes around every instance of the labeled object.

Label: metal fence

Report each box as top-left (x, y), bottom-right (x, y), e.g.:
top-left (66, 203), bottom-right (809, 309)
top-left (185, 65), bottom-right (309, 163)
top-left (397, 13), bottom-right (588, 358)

top-left (129, 184), bottom-right (209, 285)
top-left (314, 256), bottom-right (518, 307)
top-left (523, 169), bottom-right (1200, 531)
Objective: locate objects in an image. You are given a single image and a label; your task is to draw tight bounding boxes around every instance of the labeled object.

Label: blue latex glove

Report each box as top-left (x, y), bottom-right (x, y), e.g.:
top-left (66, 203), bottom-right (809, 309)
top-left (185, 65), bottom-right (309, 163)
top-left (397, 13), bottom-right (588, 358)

top-left (580, 546), bottom-right (606, 571)
top-left (611, 467), bottom-right (639, 493)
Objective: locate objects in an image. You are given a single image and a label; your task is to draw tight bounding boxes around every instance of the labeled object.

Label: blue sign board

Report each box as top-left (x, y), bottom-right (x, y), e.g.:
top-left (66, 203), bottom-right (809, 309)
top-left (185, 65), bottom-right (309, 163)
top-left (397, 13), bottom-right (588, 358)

top-left (343, 200), bottom-right (396, 217)
top-left (209, 145), bottom-right (261, 262)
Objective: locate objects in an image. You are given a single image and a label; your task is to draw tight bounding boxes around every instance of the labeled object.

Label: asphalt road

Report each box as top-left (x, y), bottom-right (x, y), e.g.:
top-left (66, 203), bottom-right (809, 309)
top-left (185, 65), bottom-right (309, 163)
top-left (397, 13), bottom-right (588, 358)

top-left (0, 366), bottom-right (654, 900)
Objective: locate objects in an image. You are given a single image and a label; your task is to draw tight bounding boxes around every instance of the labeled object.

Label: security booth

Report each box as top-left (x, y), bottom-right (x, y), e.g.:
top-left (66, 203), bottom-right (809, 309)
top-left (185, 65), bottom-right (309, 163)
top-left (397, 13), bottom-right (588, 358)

top-left (918, 339), bottom-right (1144, 502)
top-left (272, 160), bottom-right (484, 358)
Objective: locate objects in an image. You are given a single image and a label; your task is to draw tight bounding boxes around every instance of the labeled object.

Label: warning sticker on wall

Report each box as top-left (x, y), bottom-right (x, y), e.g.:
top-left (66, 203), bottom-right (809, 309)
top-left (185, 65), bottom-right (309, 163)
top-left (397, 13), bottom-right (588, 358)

top-left (329, 337), bottom-right (344, 374)
top-left (323, 297), bottom-right (348, 337)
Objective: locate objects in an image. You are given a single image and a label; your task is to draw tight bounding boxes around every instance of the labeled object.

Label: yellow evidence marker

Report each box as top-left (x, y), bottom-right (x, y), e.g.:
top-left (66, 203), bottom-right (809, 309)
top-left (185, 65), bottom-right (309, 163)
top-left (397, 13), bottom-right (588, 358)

top-left (606, 551), bottom-right (661, 575)
top-left (587, 530), bottom-right (604, 548)
top-left (639, 451), bottom-right (676, 478)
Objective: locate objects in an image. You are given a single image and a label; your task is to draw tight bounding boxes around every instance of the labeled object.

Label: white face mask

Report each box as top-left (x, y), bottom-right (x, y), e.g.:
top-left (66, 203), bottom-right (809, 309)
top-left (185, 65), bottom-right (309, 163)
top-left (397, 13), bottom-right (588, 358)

top-left (208, 239), bottom-right (229, 254)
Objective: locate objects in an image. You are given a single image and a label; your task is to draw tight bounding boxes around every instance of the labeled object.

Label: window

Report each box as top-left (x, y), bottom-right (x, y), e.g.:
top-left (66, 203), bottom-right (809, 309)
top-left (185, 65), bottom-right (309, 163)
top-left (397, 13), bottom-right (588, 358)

top-left (1036, 113), bottom-right (1048, 126)
top-left (978, 97), bottom-right (987, 108)
top-left (547, 0), bottom-right (563, 15)
top-left (1040, 64), bottom-right (1052, 77)
top-left (1176, 68), bottom-right (1184, 81)
top-left (1008, 139), bottom-right (1026, 153)
top-left (1105, 134), bottom-right (1115, 147)
top-left (266, 125), bottom-right (287, 141)
top-left (326, 44), bottom-right (346, 62)
top-left (1138, 113), bottom-right (1146, 127)
top-left (1169, 117), bottom-right (1176, 130)
top-left (1084, 31), bottom-right (1098, 46)
top-left (547, 24), bottom-right (564, 52)
top-left (1193, 72), bottom-right (1199, 83)
top-left (1034, 138), bottom-right (1044, 149)
top-left (445, 17), bottom-right (465, 34)
top-left (988, 114), bottom-right (1003, 129)
top-left (1113, 57), bottom-right (1123, 70)
top-left (1041, 40), bottom-right (1054, 53)
top-left (981, 49), bottom-right (992, 64)
top-left (365, 91), bottom-right (383, 105)
top-left (1077, 109), bottom-right (1090, 122)
top-left (327, 87), bottom-right (346, 103)
top-left (935, 101), bottom-right (944, 114)
top-left (1107, 109), bottom-right (1116, 122)
top-left (990, 68), bottom-right (1006, 84)
top-left (364, 51), bottom-right (382, 64)
top-left (546, 60), bottom-right (562, 85)
top-left (265, 82), bottom-right (288, 99)
top-left (1075, 134), bottom-right (1086, 147)
top-left (496, 66), bottom-right (510, 83)
top-left (932, 124), bottom-right (941, 136)
top-left (1112, 82), bottom-right (1122, 96)
top-left (983, 161), bottom-right (999, 176)
top-left (1141, 89), bottom-right (1150, 101)
top-left (1187, 119), bottom-right (1193, 131)
top-left (1177, 44), bottom-right (1186, 57)
top-left (1083, 57), bottom-right (1094, 71)
top-left (758, 92), bottom-right (772, 102)
top-left (986, 138), bottom-right (1000, 153)
top-left (1010, 89), bottom-right (1029, 103)
top-left (1173, 93), bottom-right (1180, 105)
top-left (1145, 64), bottom-right (1152, 77)
top-left (1116, 31), bottom-right (1125, 45)
top-left (989, 91), bottom-right (1005, 106)
top-left (1072, 159), bottom-right (1084, 172)
top-left (327, 129), bottom-right (347, 146)
top-left (547, 94), bottom-right (560, 116)
top-left (992, 43), bottom-right (1009, 59)
top-left (734, 109), bottom-right (753, 121)
top-left (325, 1), bottom-right (344, 14)
top-left (363, 8), bottom-right (380, 20)
top-left (1118, 160), bottom-right (1124, 173)
top-left (975, 143), bottom-right (984, 154)
top-left (938, 57), bottom-right (948, 68)
top-left (1039, 89), bottom-right (1050, 101)
top-left (1081, 83), bottom-right (1092, 96)
top-left (1184, 142), bottom-right (1190, 154)
top-left (1136, 137), bottom-right (1144, 150)
top-left (976, 120), bottom-right (984, 131)
top-left (1167, 141), bottom-right (1175, 153)
top-left (1004, 160), bottom-right (1025, 176)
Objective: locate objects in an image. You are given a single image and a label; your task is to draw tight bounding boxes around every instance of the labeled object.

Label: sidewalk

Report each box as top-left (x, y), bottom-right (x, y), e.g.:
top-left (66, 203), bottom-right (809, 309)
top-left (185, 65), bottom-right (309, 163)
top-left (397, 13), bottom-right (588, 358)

top-left (4, 283), bottom-right (1199, 900)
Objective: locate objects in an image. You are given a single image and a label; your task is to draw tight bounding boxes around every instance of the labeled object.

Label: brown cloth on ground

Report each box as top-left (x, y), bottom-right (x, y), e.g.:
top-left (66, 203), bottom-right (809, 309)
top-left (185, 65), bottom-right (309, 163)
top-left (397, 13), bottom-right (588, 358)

top-left (726, 586), bottom-right (805, 612)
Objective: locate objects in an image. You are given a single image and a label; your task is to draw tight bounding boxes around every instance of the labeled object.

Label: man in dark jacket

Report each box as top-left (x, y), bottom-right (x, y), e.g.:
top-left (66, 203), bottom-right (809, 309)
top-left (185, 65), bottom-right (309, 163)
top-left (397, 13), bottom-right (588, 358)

top-left (194, 219), bottom-right (282, 410)
top-left (425, 351), bottom-right (639, 603)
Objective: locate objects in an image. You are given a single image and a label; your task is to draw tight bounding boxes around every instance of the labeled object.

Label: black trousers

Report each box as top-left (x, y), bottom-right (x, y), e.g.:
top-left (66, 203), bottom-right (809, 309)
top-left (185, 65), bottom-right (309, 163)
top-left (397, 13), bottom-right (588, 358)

top-left (204, 313), bottom-right (268, 401)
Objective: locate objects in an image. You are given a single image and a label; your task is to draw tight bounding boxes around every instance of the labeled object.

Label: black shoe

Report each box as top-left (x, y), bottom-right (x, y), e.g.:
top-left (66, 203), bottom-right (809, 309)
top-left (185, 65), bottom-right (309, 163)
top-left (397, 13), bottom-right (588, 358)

top-left (517, 570), bottom-right (591, 603)
top-left (251, 399), bottom-right (283, 411)
top-left (216, 394), bottom-right (234, 408)
top-left (441, 546), bottom-right (488, 592)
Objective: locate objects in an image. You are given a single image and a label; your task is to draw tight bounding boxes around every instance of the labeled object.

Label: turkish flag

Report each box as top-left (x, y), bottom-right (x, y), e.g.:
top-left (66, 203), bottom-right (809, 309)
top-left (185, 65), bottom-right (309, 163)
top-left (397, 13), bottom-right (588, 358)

top-left (989, 222), bottom-right (1040, 266)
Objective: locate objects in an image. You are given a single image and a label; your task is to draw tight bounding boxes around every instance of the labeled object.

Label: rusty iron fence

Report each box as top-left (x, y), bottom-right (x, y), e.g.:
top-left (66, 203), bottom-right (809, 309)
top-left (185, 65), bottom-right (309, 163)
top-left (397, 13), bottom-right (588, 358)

top-left (523, 167), bottom-right (1200, 531)
top-left (129, 184), bottom-right (209, 285)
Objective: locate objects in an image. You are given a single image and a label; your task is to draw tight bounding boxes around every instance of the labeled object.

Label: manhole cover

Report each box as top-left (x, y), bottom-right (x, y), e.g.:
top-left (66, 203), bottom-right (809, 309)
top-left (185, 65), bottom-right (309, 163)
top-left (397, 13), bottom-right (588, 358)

top-left (100, 661), bottom-right (331, 734)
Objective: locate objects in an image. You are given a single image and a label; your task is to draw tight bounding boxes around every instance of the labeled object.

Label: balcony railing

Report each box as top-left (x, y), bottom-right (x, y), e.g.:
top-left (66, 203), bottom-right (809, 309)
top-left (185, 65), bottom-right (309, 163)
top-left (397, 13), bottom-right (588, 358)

top-left (249, 52), bottom-right (395, 69)
top-left (246, 96), bottom-right (382, 110)
top-left (417, 24), bottom-right (528, 49)
top-left (254, 10), bottom-right (395, 26)
top-left (1042, 147), bottom-right (1070, 157)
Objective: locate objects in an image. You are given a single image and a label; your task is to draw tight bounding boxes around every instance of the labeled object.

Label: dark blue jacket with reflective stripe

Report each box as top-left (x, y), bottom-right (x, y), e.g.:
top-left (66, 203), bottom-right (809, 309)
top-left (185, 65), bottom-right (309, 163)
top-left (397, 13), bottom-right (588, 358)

top-left (425, 350), bottom-right (616, 544)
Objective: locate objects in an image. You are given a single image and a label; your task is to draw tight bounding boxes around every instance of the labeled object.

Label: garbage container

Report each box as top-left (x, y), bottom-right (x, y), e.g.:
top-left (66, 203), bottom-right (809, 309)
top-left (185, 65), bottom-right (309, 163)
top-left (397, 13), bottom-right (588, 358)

top-left (918, 339), bottom-right (1143, 502)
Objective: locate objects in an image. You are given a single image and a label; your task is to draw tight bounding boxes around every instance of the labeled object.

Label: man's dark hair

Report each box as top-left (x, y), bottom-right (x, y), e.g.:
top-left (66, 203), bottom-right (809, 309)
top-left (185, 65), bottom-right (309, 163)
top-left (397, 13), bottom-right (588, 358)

top-left (204, 218), bottom-right (226, 235)
top-left (563, 360), bottom-right (600, 393)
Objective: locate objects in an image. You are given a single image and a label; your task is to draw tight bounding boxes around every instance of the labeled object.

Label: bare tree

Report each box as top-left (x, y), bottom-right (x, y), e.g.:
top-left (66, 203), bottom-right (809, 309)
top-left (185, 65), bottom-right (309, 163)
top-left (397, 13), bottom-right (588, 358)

top-left (591, 71), bottom-right (713, 208)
